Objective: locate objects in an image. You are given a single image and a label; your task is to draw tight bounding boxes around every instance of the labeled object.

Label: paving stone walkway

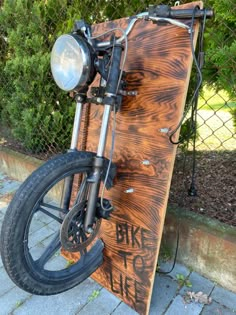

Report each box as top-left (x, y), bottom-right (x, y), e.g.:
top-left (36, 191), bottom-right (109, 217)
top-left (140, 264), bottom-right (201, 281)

top-left (0, 172), bottom-right (235, 315)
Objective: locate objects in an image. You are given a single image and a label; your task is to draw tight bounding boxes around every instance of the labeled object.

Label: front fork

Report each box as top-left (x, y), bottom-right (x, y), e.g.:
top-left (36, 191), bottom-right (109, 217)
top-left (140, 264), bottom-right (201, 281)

top-left (62, 43), bottom-right (123, 232)
top-left (84, 42), bottom-right (123, 231)
top-left (84, 105), bottom-right (112, 231)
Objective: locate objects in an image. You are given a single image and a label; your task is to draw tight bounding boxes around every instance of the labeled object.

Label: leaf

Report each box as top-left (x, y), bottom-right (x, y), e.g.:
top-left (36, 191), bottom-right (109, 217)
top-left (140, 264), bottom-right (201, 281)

top-left (186, 291), bottom-right (212, 305)
top-left (176, 273), bottom-right (185, 280)
top-left (88, 290), bottom-right (100, 301)
top-left (185, 280), bottom-right (192, 288)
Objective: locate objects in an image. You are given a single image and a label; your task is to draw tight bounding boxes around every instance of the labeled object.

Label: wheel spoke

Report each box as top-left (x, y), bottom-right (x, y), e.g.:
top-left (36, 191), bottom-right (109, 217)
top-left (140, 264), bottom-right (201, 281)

top-left (78, 231), bottom-right (88, 255)
top-left (41, 202), bottom-right (67, 214)
top-left (35, 232), bottom-right (61, 268)
top-left (73, 176), bottom-right (89, 205)
top-left (80, 230), bottom-right (88, 242)
top-left (38, 207), bottom-right (63, 223)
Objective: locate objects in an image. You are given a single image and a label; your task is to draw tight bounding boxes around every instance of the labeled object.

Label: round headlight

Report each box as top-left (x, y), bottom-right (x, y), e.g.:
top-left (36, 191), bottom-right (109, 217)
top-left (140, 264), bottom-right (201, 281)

top-left (51, 34), bottom-right (96, 92)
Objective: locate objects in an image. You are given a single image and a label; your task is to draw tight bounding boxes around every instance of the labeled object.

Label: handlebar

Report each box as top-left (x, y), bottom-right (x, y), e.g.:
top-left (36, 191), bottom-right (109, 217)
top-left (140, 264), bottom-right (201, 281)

top-left (92, 5), bottom-right (213, 48)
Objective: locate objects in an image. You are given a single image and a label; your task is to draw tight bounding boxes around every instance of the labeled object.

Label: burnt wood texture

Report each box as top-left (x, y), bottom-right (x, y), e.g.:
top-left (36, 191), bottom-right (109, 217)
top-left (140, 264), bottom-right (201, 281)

top-left (62, 2), bottom-right (202, 314)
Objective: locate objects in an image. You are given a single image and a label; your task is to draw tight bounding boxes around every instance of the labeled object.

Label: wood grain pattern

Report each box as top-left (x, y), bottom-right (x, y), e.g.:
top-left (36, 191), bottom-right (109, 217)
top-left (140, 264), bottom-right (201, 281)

top-left (62, 2), bottom-right (202, 314)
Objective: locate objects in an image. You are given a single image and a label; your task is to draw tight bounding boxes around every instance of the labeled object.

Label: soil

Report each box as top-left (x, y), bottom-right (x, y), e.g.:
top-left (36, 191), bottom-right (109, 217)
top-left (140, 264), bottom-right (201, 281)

top-left (1, 127), bottom-right (235, 227)
top-left (169, 150), bottom-right (236, 227)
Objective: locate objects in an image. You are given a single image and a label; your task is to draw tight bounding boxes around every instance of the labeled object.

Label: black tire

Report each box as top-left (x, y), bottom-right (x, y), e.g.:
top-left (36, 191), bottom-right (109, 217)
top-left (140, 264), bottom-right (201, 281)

top-left (0, 151), bottom-right (104, 295)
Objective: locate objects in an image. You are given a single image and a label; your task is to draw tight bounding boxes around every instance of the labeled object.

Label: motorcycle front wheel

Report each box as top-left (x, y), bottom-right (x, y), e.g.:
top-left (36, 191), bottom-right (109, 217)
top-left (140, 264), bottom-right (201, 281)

top-left (0, 151), bottom-right (104, 295)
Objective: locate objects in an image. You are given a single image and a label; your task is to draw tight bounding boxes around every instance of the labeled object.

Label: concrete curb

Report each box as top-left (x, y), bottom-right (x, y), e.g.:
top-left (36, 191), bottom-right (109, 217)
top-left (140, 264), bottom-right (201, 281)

top-left (1, 145), bottom-right (236, 293)
top-left (162, 207), bottom-right (236, 293)
top-left (0, 146), bottom-right (43, 181)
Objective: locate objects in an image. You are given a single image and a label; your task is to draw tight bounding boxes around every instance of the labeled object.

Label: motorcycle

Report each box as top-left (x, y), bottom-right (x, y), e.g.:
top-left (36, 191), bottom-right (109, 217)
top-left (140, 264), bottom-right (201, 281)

top-left (0, 5), bottom-right (213, 295)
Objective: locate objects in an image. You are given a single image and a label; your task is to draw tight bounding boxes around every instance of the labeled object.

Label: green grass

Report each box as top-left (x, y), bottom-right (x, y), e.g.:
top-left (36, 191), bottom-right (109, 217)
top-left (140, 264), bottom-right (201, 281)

top-left (198, 87), bottom-right (236, 111)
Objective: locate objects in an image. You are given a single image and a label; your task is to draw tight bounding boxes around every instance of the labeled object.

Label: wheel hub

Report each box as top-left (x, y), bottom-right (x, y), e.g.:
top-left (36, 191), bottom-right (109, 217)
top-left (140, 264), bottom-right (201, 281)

top-left (60, 200), bottom-right (101, 252)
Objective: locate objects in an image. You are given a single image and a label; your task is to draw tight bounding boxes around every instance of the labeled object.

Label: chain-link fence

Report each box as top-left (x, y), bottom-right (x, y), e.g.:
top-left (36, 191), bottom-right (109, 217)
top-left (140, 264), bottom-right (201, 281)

top-left (195, 0), bottom-right (236, 151)
top-left (0, 0), bottom-right (235, 160)
top-left (196, 91), bottom-right (235, 151)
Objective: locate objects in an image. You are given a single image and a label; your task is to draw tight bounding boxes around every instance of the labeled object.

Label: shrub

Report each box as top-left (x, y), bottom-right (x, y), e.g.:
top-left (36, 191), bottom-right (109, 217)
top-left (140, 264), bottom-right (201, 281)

top-left (203, 0), bottom-right (236, 99)
top-left (0, 0), bottom-right (76, 153)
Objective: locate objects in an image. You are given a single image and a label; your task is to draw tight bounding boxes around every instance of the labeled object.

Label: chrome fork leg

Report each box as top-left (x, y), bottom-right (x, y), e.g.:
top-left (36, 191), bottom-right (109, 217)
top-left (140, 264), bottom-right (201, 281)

top-left (70, 101), bottom-right (83, 150)
top-left (61, 101), bottom-right (83, 210)
top-left (97, 105), bottom-right (112, 157)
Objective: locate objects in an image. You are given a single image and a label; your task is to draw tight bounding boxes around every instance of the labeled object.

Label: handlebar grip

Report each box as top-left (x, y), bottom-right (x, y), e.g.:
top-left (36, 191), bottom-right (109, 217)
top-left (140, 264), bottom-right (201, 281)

top-left (148, 5), bottom-right (214, 19)
top-left (170, 8), bottom-right (214, 19)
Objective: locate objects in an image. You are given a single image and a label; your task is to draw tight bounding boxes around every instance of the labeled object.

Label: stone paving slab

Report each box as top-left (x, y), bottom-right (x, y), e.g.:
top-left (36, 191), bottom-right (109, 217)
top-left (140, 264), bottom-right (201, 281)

top-left (0, 176), bottom-right (21, 197)
top-left (13, 278), bottom-right (102, 315)
top-left (0, 267), bottom-right (16, 296)
top-left (211, 286), bottom-right (236, 311)
top-left (0, 181), bottom-right (20, 196)
top-left (0, 172), bottom-right (236, 315)
top-left (28, 224), bottom-right (55, 248)
top-left (0, 286), bottom-right (31, 315)
top-left (77, 287), bottom-right (121, 315)
top-left (201, 301), bottom-right (236, 315)
top-left (164, 295), bottom-right (203, 315)
top-left (112, 301), bottom-right (138, 315)
top-left (149, 275), bottom-right (178, 314)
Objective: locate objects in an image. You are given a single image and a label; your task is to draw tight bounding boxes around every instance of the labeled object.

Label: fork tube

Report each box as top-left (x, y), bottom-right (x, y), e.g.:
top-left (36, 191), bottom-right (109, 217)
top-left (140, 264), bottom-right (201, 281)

top-left (70, 101), bottom-right (83, 150)
top-left (61, 176), bottom-right (74, 210)
top-left (61, 101), bottom-right (83, 210)
top-left (84, 104), bottom-right (111, 231)
top-left (97, 105), bottom-right (111, 157)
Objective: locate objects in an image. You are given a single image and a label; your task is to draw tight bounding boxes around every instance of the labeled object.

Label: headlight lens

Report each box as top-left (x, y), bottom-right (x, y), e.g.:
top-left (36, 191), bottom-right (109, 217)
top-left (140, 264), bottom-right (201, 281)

top-left (51, 34), bottom-right (95, 92)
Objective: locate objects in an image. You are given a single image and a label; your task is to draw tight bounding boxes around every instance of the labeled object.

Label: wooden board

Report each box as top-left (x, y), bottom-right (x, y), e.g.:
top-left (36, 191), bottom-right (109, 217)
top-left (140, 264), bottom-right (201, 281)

top-left (62, 2), bottom-right (202, 314)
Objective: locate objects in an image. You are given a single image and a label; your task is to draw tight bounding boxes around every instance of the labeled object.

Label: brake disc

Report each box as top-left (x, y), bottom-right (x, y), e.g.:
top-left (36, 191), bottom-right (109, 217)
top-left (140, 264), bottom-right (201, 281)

top-left (60, 200), bottom-right (101, 252)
